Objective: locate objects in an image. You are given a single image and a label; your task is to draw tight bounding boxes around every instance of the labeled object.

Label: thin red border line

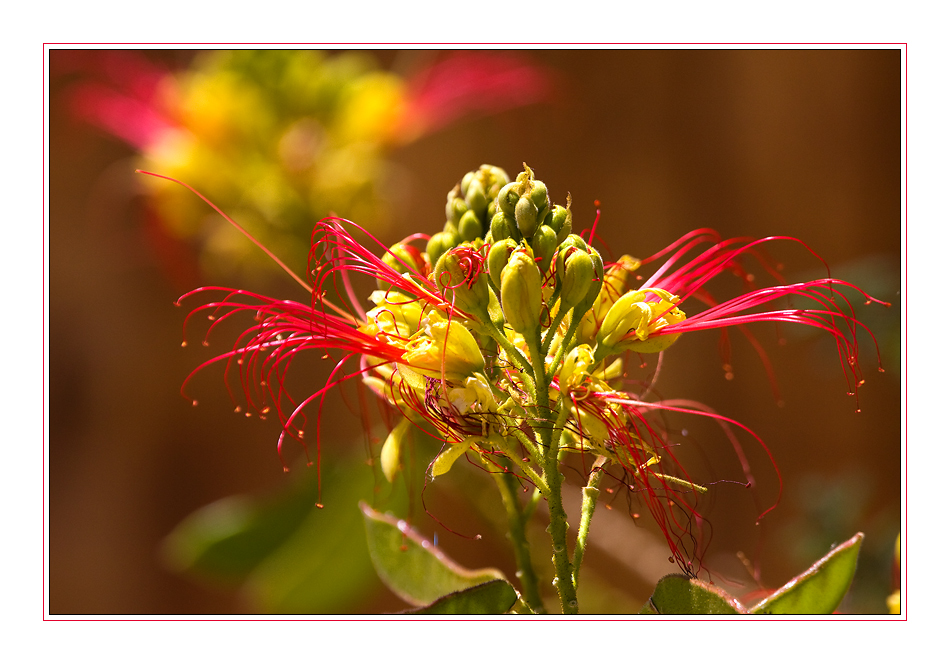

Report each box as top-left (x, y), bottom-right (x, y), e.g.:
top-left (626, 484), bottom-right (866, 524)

top-left (42, 44), bottom-right (47, 621)
top-left (42, 616), bottom-right (902, 621)
top-left (42, 42), bottom-right (907, 46)
top-left (41, 44), bottom-right (909, 621)
top-left (903, 43), bottom-right (909, 621)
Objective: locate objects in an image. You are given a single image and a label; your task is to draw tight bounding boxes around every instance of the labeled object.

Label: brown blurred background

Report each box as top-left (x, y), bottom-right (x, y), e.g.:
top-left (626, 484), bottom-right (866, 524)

top-left (48, 49), bottom-right (901, 614)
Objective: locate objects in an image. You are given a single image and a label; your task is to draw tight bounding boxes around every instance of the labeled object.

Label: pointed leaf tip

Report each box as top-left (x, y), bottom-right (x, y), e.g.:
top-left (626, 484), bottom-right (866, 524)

top-left (750, 532), bottom-right (864, 615)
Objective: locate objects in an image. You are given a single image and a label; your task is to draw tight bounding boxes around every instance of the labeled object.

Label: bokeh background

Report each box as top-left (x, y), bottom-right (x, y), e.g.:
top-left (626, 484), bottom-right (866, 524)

top-left (48, 48), bottom-right (901, 614)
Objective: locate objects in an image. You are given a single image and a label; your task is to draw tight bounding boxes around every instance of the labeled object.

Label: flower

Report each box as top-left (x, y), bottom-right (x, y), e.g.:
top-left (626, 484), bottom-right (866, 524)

top-left (403, 313), bottom-right (486, 380)
top-left (178, 213), bottom-right (480, 471)
top-left (178, 164), bottom-right (887, 575)
top-left (63, 50), bottom-right (553, 282)
top-left (580, 230), bottom-right (888, 401)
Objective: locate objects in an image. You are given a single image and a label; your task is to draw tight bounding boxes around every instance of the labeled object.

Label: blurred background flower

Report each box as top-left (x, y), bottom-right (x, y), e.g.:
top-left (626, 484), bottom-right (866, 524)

top-left (61, 49), bottom-right (555, 284)
top-left (48, 48), bottom-right (901, 614)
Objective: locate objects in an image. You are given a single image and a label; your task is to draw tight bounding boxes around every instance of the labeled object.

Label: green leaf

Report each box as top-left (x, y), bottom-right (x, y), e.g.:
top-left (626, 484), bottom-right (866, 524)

top-left (639, 575), bottom-right (749, 615)
top-left (401, 580), bottom-right (519, 615)
top-left (750, 532), bottom-right (864, 615)
top-left (163, 453), bottom-right (404, 613)
top-left (360, 501), bottom-right (507, 607)
top-left (162, 480), bottom-right (318, 582)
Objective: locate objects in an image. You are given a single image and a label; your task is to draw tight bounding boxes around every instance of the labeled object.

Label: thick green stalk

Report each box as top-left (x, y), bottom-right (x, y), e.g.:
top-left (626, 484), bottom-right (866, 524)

top-left (491, 464), bottom-right (547, 614)
top-left (572, 456), bottom-right (607, 588)
top-left (542, 429), bottom-right (578, 614)
top-left (526, 331), bottom-right (578, 614)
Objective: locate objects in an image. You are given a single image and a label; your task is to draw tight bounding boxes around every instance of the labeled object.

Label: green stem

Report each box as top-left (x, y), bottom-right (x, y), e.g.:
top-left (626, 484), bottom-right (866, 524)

top-left (572, 456), bottom-right (607, 588)
top-left (541, 307), bottom-right (568, 357)
top-left (543, 430), bottom-right (578, 614)
top-left (546, 313), bottom-right (583, 385)
top-left (508, 425), bottom-right (547, 474)
top-left (525, 330), bottom-right (578, 614)
top-left (499, 448), bottom-right (549, 495)
top-left (491, 463), bottom-right (546, 614)
top-left (524, 486), bottom-right (542, 520)
top-left (525, 331), bottom-right (557, 459)
top-left (484, 324), bottom-right (536, 393)
top-left (526, 330), bottom-right (552, 422)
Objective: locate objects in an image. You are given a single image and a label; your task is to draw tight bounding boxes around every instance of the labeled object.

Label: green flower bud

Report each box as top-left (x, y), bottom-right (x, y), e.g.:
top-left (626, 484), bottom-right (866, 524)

top-left (496, 182), bottom-right (519, 216)
top-left (464, 180), bottom-right (488, 220)
top-left (559, 249), bottom-right (595, 310)
top-left (446, 192), bottom-right (468, 224)
top-left (560, 233), bottom-right (589, 252)
top-left (490, 211), bottom-right (518, 242)
top-left (458, 209), bottom-right (482, 242)
top-left (500, 248), bottom-right (542, 335)
top-left (433, 246), bottom-right (491, 321)
top-left (545, 205), bottom-right (572, 243)
top-left (555, 234), bottom-right (590, 280)
top-left (531, 224), bottom-right (558, 273)
top-left (427, 230), bottom-right (459, 266)
top-left (488, 238), bottom-right (517, 290)
top-left (381, 242), bottom-right (421, 274)
top-left (515, 196), bottom-right (540, 238)
top-left (574, 247), bottom-right (604, 314)
top-left (379, 242), bottom-right (428, 289)
top-left (527, 179), bottom-right (548, 210)
top-left (460, 171), bottom-right (475, 197)
top-left (484, 165), bottom-right (510, 199)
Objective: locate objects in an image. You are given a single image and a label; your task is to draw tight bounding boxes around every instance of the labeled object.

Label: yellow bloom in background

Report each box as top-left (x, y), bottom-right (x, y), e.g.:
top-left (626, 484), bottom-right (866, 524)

top-left (68, 50), bottom-right (554, 284)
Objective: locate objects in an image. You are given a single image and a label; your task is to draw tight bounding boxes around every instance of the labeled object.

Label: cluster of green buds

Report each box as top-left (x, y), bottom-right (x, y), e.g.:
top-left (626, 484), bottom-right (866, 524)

top-left (365, 163), bottom-right (695, 614)
top-left (374, 169), bottom-right (696, 461)
top-left (427, 164), bottom-right (510, 265)
top-left (489, 164), bottom-right (573, 271)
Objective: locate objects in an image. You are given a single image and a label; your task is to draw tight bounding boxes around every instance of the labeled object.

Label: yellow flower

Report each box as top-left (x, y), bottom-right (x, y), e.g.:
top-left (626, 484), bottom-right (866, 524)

top-left (403, 314), bottom-right (485, 380)
top-left (596, 288), bottom-right (686, 355)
